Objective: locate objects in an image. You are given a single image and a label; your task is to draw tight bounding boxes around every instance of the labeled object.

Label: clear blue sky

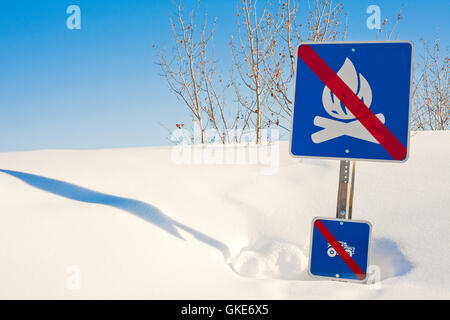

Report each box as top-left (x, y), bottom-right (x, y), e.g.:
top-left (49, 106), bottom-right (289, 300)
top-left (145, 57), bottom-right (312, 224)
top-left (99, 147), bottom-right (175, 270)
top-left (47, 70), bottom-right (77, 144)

top-left (0, 0), bottom-right (448, 152)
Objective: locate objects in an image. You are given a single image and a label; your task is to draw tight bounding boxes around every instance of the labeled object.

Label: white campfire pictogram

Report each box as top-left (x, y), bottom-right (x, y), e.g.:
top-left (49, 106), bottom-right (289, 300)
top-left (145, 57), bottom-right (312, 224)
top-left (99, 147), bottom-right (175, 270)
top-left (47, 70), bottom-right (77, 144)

top-left (311, 58), bottom-right (385, 144)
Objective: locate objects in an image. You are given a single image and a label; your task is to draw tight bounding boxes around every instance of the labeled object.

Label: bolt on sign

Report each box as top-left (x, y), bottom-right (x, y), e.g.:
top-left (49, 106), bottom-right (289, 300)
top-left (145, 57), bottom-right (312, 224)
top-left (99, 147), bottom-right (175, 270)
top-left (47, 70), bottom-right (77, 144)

top-left (290, 41), bottom-right (413, 282)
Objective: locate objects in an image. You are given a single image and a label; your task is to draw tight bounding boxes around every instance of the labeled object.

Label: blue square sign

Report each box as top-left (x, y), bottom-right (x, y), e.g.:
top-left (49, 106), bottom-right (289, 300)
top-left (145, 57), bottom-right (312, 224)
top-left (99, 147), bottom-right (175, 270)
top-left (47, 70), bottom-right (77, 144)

top-left (309, 217), bottom-right (372, 282)
top-left (290, 41), bottom-right (413, 162)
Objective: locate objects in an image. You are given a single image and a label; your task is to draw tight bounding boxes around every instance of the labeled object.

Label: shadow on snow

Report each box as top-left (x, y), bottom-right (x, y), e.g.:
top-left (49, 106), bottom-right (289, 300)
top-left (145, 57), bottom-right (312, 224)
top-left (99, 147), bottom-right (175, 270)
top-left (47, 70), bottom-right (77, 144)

top-left (0, 169), bottom-right (230, 261)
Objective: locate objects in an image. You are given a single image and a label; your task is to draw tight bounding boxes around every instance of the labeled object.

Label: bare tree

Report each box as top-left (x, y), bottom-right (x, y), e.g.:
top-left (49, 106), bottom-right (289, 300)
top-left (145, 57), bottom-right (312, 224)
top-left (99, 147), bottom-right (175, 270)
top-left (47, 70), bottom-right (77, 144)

top-left (155, 0), bottom-right (244, 144)
top-left (376, 6), bottom-right (403, 41)
top-left (412, 38), bottom-right (449, 130)
top-left (306, 0), bottom-right (347, 42)
top-left (237, 0), bottom-right (347, 135)
top-left (230, 0), bottom-right (281, 144)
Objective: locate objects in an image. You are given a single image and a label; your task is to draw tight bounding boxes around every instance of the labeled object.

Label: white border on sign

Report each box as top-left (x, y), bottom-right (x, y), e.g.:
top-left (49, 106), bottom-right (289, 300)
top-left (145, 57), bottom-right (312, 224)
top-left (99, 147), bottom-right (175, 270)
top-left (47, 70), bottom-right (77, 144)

top-left (307, 216), bottom-right (373, 283)
top-left (289, 40), bottom-right (414, 163)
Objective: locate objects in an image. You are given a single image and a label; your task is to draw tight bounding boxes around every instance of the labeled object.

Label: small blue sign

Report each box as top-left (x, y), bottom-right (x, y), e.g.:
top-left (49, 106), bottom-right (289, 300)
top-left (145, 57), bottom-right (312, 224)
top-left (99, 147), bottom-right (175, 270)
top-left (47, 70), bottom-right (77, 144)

top-left (290, 41), bottom-right (413, 161)
top-left (309, 217), bottom-right (372, 281)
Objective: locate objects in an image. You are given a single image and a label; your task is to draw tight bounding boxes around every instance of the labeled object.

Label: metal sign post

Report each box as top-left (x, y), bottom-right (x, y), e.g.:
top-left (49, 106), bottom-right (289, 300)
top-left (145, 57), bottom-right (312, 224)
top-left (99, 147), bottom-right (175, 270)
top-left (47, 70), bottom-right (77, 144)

top-left (336, 160), bottom-right (355, 219)
top-left (290, 41), bottom-right (413, 282)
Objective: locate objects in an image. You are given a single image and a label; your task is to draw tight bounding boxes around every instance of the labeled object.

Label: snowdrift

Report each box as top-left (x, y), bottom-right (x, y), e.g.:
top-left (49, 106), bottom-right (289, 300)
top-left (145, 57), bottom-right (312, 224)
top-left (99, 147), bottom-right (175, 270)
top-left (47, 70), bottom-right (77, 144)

top-left (0, 131), bottom-right (448, 299)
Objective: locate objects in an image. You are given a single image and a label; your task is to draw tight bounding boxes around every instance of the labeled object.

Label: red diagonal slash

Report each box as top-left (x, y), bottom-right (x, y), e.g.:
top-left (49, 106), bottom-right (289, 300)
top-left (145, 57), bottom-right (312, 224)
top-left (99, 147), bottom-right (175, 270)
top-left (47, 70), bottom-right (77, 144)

top-left (298, 44), bottom-right (407, 161)
top-left (314, 219), bottom-right (366, 280)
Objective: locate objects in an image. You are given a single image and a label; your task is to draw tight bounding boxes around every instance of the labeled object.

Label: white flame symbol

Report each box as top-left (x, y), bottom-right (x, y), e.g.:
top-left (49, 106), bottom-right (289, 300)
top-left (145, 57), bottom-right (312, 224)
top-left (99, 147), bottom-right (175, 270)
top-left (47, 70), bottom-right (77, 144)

top-left (312, 57), bottom-right (385, 145)
top-left (322, 58), bottom-right (372, 119)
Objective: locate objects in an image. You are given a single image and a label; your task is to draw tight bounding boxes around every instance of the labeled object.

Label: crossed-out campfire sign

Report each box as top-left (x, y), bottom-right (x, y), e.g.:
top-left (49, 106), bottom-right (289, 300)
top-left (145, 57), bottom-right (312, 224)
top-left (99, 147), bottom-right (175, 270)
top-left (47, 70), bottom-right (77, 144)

top-left (290, 41), bottom-right (413, 161)
top-left (313, 57), bottom-right (383, 144)
top-left (290, 42), bottom-right (413, 282)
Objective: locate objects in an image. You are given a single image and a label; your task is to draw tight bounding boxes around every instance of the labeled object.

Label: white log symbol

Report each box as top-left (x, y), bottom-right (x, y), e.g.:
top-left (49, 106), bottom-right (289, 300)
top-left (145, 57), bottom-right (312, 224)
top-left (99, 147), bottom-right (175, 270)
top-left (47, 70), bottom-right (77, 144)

top-left (312, 57), bottom-right (384, 144)
top-left (312, 114), bottom-right (385, 144)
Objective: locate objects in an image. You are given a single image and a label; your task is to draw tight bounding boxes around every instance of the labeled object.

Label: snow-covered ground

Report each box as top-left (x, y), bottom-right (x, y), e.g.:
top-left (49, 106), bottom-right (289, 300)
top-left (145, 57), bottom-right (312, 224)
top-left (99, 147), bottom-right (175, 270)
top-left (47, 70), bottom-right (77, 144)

top-left (0, 131), bottom-right (449, 299)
